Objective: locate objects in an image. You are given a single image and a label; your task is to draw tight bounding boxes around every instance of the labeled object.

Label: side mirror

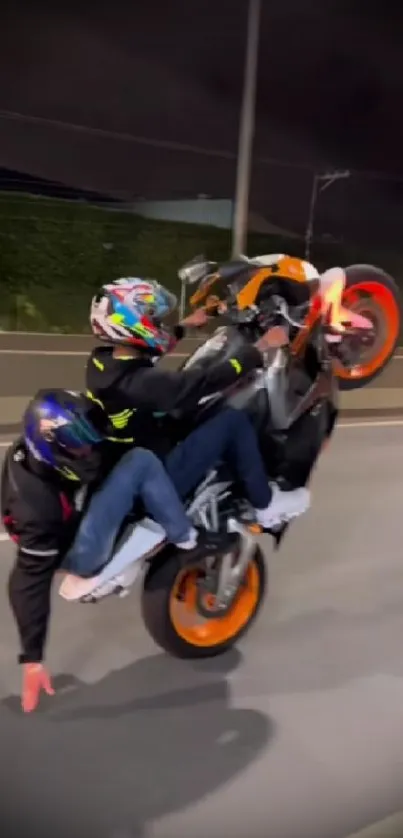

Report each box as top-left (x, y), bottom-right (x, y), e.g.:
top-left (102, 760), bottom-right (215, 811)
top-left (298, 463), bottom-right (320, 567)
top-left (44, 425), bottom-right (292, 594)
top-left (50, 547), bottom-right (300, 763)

top-left (178, 264), bottom-right (204, 285)
top-left (178, 258), bottom-right (217, 285)
top-left (177, 257), bottom-right (218, 319)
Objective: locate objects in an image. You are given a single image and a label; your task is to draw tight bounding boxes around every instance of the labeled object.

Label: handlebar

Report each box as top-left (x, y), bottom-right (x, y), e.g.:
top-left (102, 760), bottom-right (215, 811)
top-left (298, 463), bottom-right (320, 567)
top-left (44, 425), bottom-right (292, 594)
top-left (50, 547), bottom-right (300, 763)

top-left (267, 295), bottom-right (308, 329)
top-left (221, 294), bottom-right (308, 334)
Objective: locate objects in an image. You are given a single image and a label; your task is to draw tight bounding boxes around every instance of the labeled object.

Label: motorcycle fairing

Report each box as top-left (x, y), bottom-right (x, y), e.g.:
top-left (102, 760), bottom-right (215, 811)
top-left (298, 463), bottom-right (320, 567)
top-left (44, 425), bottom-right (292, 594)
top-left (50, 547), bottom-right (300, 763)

top-left (189, 254), bottom-right (318, 311)
top-left (188, 256), bottom-right (373, 352)
top-left (59, 517), bottom-right (166, 602)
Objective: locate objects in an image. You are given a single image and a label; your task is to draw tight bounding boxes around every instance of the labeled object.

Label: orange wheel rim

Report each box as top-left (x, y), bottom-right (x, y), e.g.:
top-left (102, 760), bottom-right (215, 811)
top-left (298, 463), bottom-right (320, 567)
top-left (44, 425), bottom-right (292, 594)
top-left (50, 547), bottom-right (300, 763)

top-left (169, 561), bottom-right (260, 647)
top-left (335, 281), bottom-right (400, 380)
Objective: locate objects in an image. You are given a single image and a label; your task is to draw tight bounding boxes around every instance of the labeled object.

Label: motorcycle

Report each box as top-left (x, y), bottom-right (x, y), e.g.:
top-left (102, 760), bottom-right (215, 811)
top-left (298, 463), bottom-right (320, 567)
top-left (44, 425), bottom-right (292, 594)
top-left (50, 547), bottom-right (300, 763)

top-left (59, 253), bottom-right (401, 660)
top-left (185, 253), bottom-right (401, 391)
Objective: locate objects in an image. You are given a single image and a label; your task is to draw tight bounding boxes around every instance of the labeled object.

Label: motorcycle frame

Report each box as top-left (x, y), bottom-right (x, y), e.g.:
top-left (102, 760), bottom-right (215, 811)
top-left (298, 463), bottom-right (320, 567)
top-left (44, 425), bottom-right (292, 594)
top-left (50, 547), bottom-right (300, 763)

top-left (61, 308), bottom-right (338, 604)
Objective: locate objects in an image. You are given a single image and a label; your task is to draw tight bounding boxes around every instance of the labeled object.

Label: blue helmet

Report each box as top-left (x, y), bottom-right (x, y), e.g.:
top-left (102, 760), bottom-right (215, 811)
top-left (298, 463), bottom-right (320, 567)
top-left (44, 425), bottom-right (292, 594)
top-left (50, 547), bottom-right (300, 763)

top-left (23, 389), bottom-right (103, 483)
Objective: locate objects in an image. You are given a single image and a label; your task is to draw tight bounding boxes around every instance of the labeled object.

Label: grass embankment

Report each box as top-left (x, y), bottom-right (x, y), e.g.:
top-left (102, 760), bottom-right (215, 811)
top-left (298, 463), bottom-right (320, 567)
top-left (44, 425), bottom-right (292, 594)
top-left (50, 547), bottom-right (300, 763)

top-left (0, 193), bottom-right (400, 333)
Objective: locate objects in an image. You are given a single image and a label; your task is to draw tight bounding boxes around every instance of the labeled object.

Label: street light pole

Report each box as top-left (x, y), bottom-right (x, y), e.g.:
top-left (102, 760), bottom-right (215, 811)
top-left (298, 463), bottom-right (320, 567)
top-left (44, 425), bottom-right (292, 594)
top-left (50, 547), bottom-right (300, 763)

top-left (305, 169), bottom-right (350, 262)
top-left (232, 0), bottom-right (261, 258)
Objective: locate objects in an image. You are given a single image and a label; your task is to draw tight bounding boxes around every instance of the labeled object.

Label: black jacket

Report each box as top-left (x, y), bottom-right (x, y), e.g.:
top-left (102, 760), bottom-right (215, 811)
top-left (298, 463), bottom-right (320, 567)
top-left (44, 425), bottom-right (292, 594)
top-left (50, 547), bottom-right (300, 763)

top-left (85, 343), bottom-right (263, 456)
top-left (1, 439), bottom-right (92, 664)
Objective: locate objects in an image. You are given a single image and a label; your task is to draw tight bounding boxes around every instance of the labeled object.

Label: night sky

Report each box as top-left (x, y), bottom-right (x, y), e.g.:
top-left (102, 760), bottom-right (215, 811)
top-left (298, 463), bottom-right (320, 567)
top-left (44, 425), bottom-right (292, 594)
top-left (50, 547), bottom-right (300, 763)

top-left (1, 0), bottom-right (403, 238)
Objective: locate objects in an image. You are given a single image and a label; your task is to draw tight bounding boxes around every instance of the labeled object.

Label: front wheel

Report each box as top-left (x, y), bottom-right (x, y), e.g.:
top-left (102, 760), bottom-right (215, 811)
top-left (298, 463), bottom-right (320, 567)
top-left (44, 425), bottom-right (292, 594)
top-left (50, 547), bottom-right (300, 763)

top-left (336, 264), bottom-right (401, 391)
top-left (141, 546), bottom-right (267, 659)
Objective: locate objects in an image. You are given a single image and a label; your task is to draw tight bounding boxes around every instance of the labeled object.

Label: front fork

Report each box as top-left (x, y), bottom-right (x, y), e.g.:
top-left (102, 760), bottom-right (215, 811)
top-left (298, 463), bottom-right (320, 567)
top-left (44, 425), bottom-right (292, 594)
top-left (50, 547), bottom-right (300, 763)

top-left (199, 518), bottom-right (258, 613)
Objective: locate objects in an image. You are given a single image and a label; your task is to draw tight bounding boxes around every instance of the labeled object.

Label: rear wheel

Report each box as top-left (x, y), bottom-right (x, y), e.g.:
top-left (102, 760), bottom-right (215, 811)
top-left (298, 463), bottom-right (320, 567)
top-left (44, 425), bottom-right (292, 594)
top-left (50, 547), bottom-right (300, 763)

top-left (336, 265), bottom-right (401, 391)
top-left (141, 546), bottom-right (266, 659)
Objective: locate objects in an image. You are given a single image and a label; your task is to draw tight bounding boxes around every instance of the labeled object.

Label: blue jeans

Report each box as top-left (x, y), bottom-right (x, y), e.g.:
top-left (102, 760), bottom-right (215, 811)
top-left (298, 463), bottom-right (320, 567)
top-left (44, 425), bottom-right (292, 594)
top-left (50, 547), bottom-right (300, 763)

top-left (65, 408), bottom-right (270, 578)
top-left (165, 407), bottom-right (271, 509)
top-left (64, 447), bottom-right (191, 577)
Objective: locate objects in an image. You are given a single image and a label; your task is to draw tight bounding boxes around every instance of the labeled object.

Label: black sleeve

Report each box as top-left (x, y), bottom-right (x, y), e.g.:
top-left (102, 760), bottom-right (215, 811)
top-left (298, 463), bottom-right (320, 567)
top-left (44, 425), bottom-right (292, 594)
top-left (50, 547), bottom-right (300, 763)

top-left (8, 510), bottom-right (63, 665)
top-left (9, 546), bottom-right (61, 665)
top-left (117, 344), bottom-right (263, 413)
top-left (173, 324), bottom-right (186, 342)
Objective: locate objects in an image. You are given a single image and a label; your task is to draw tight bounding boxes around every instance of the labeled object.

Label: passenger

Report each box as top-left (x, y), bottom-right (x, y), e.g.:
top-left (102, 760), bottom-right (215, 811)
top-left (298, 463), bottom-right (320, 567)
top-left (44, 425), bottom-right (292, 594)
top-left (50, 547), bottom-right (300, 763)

top-left (1, 389), bottom-right (235, 712)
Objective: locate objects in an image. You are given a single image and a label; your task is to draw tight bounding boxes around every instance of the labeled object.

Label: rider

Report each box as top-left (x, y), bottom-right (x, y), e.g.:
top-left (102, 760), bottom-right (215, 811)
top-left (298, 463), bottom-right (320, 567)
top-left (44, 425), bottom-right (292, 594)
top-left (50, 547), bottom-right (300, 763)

top-left (86, 277), bottom-right (311, 525)
top-left (1, 389), bottom-right (235, 712)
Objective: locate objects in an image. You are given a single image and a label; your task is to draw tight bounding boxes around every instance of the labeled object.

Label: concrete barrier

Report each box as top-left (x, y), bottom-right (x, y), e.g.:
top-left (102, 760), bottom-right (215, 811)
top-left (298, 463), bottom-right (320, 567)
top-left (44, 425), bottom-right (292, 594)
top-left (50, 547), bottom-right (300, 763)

top-left (0, 387), bottom-right (402, 430)
top-left (339, 388), bottom-right (403, 411)
top-left (0, 334), bottom-right (401, 429)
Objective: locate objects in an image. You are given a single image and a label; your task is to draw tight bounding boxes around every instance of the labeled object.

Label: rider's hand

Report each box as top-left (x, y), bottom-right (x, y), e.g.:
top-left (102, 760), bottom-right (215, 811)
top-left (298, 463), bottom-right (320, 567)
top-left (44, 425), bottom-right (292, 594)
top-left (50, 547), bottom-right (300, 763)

top-left (216, 301), bottom-right (228, 314)
top-left (181, 307), bottom-right (209, 328)
top-left (22, 663), bottom-right (55, 713)
top-left (255, 325), bottom-right (289, 353)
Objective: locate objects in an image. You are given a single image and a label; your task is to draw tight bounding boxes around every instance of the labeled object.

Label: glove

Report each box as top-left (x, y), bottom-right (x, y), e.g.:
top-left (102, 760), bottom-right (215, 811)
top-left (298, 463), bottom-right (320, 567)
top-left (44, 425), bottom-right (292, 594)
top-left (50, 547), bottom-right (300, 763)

top-left (22, 663), bottom-right (55, 713)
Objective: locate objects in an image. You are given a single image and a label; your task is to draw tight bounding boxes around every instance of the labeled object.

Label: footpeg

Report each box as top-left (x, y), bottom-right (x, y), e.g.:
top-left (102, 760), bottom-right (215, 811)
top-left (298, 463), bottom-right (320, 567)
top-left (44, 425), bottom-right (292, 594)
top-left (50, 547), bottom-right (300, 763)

top-left (79, 566), bottom-right (141, 602)
top-left (80, 582), bottom-right (129, 603)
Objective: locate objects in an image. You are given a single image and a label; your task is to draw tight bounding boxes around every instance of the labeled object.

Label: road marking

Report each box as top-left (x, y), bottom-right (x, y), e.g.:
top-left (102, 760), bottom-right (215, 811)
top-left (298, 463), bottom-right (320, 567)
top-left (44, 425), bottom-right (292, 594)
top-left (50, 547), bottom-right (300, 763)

top-left (0, 349), bottom-right (188, 358)
top-left (0, 330), bottom-right (202, 340)
top-left (0, 350), bottom-right (90, 356)
top-left (0, 330), bottom-right (400, 351)
top-left (0, 418), bottom-right (402, 541)
top-left (0, 330), bottom-right (94, 338)
top-left (0, 349), bottom-right (401, 367)
top-left (0, 419), bottom-right (401, 452)
top-left (337, 419), bottom-right (403, 428)
top-left (346, 812), bottom-right (403, 838)
top-left (0, 346), bottom-right (401, 360)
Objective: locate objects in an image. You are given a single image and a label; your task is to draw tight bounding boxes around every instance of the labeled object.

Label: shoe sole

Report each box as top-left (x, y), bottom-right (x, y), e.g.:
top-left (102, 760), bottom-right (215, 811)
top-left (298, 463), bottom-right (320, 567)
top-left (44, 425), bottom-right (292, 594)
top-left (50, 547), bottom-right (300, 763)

top-left (261, 502), bottom-right (310, 529)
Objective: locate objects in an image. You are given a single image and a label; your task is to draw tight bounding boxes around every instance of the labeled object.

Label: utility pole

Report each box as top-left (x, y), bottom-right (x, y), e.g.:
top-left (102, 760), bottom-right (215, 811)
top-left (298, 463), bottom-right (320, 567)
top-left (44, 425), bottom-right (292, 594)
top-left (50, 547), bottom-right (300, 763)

top-left (305, 169), bottom-right (350, 261)
top-left (232, 0), bottom-right (262, 258)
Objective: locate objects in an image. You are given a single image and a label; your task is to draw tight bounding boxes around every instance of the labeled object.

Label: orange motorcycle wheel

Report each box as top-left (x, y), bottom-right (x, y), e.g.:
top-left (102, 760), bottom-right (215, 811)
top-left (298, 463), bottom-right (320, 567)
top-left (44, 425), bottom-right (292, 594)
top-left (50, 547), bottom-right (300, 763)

top-left (141, 545), bottom-right (266, 659)
top-left (335, 265), bottom-right (401, 391)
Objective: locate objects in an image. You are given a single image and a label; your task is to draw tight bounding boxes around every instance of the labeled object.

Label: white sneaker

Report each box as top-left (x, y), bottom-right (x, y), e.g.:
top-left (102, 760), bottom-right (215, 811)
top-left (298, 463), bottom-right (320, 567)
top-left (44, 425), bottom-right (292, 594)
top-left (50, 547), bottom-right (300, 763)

top-left (256, 483), bottom-right (311, 529)
top-left (59, 573), bottom-right (101, 601)
top-left (59, 571), bottom-right (136, 602)
top-left (175, 527), bottom-right (198, 550)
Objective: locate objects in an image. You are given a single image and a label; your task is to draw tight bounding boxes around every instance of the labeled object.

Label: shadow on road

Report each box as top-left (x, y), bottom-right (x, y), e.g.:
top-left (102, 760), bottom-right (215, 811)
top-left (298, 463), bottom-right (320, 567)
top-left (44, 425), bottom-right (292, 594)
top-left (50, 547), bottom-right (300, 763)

top-left (0, 649), bottom-right (274, 838)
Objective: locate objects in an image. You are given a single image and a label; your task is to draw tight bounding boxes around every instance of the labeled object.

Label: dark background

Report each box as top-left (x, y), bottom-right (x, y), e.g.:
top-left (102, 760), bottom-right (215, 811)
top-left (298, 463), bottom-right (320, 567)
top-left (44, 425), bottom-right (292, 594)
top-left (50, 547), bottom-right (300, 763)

top-left (2, 0), bottom-right (403, 247)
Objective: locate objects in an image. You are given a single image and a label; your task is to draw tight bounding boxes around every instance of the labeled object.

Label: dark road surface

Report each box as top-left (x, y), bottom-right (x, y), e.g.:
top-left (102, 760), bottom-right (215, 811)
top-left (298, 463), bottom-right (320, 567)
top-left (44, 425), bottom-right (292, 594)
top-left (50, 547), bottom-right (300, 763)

top-left (0, 420), bottom-right (403, 837)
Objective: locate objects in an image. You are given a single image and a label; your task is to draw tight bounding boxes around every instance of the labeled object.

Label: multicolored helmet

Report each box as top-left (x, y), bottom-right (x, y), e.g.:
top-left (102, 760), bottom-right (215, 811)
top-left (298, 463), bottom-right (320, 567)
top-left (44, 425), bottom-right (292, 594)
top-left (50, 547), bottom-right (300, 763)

top-left (90, 277), bottom-right (178, 355)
